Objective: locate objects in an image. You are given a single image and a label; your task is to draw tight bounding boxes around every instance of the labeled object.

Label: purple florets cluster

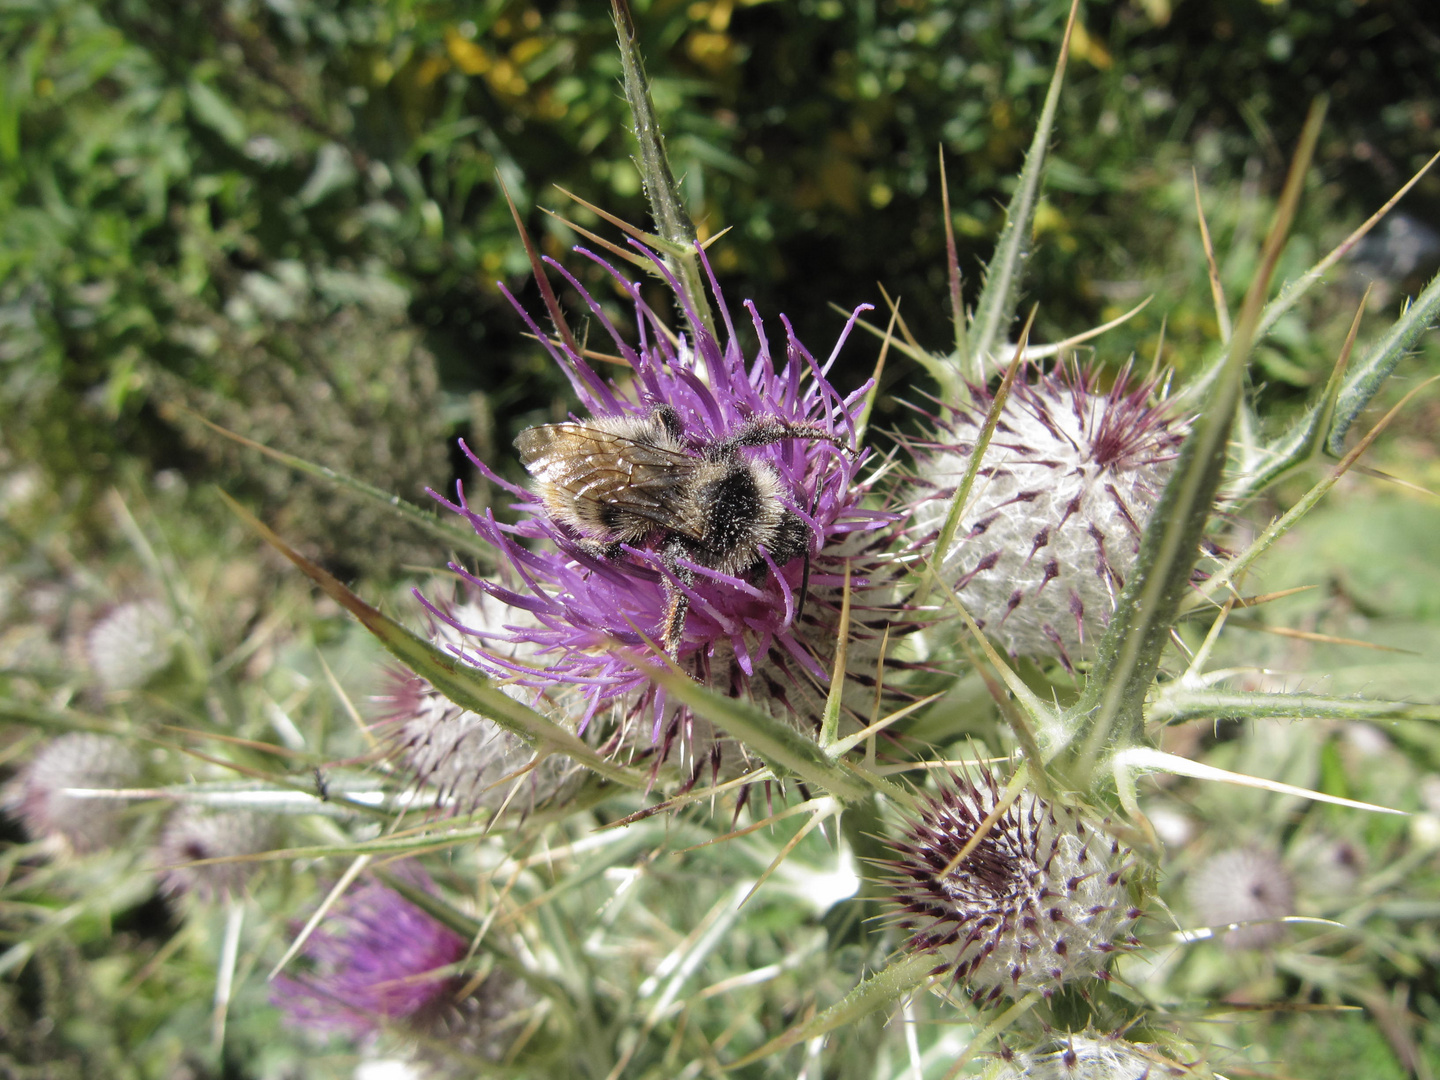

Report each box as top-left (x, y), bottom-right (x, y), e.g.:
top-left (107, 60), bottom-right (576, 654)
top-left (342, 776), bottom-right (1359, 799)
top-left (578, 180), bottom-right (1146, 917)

top-left (270, 876), bottom-right (468, 1037)
top-left (427, 244), bottom-right (893, 760)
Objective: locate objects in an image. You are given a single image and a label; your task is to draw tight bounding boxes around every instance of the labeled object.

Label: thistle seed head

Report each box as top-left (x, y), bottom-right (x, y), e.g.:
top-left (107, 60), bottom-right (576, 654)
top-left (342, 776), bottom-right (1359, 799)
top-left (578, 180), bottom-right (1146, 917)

top-left (1186, 846), bottom-right (1293, 950)
top-left (885, 768), bottom-right (1141, 1003)
top-left (910, 364), bottom-right (1186, 665)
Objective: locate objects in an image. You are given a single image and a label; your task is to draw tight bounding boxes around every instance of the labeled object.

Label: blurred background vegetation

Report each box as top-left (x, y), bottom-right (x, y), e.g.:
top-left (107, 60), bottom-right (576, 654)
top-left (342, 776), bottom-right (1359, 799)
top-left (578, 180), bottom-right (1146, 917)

top-left (3, 0), bottom-right (1439, 1076)
top-left (6, 0), bottom-right (1439, 572)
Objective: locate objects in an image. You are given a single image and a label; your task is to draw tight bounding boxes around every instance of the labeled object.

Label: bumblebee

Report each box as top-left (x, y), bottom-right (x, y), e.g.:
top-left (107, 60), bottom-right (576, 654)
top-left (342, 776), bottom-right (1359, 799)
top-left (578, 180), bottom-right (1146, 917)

top-left (515, 405), bottom-right (842, 656)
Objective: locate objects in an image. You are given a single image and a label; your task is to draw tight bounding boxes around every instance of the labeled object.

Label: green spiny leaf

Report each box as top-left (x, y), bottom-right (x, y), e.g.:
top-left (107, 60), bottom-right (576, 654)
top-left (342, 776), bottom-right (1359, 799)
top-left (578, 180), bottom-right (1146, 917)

top-left (610, 0), bottom-right (714, 341)
top-left (729, 951), bottom-right (935, 1068)
top-left (1150, 688), bottom-right (1440, 726)
top-left (1061, 101), bottom-right (1328, 784)
top-left (218, 490), bottom-right (647, 791)
top-left (173, 405), bottom-right (493, 565)
top-left (644, 663), bottom-right (891, 804)
top-left (1327, 271), bottom-right (1440, 455)
top-left (962, 0), bottom-right (1079, 389)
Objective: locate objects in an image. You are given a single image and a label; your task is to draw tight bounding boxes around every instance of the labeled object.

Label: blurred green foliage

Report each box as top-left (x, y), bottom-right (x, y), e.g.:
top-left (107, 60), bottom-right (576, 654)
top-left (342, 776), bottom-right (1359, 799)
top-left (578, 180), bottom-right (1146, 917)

top-left (4, 0), bottom-right (1437, 553)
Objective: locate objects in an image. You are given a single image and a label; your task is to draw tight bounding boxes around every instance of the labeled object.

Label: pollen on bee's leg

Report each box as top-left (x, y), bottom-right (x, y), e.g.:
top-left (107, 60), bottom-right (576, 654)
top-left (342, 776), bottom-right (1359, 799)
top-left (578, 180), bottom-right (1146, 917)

top-left (660, 593), bottom-right (688, 658)
top-left (654, 539), bottom-right (698, 659)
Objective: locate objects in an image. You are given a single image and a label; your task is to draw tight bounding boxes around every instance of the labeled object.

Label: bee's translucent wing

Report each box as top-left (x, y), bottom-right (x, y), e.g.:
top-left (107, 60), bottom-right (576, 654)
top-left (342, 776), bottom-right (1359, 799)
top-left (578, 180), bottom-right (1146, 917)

top-left (515, 423), bottom-right (703, 540)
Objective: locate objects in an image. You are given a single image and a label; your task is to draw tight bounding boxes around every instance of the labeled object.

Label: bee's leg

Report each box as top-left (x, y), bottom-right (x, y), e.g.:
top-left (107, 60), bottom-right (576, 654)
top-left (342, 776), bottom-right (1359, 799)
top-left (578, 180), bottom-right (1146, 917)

top-left (711, 417), bottom-right (848, 457)
top-left (657, 537), bottom-right (695, 659)
top-left (649, 404), bottom-right (686, 442)
top-left (572, 538), bottom-right (624, 562)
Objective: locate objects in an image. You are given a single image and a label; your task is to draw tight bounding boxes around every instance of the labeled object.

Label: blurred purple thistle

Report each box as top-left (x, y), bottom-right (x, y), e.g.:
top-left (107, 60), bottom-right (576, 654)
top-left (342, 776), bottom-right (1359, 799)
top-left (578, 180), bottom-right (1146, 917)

top-left (424, 242), bottom-right (895, 767)
top-left (271, 877), bottom-right (468, 1037)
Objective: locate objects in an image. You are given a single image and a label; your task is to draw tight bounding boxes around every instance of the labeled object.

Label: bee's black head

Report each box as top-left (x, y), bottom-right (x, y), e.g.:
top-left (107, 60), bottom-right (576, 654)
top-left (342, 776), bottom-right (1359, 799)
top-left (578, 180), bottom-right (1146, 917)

top-left (767, 509), bottom-right (812, 566)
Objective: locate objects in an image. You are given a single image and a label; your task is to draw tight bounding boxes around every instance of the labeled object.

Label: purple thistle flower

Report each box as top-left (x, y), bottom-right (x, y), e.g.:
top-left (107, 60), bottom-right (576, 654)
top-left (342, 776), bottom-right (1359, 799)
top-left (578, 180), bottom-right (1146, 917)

top-left (884, 767), bottom-right (1142, 1004)
top-left (270, 876), bottom-right (469, 1038)
top-left (908, 363), bottom-right (1187, 666)
top-left (425, 243), bottom-right (898, 769)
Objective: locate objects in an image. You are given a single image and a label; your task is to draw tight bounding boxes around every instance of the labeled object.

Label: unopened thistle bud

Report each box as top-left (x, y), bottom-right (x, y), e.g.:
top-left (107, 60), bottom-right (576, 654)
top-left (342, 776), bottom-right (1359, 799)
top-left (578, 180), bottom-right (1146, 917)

top-left (2, 732), bottom-right (141, 852)
top-left (376, 597), bottom-right (569, 816)
top-left (910, 364), bottom-right (1186, 665)
top-left (885, 768), bottom-right (1141, 1003)
top-left (156, 808), bottom-right (277, 901)
top-left (85, 599), bottom-right (175, 691)
top-left (1186, 846), bottom-right (1293, 950)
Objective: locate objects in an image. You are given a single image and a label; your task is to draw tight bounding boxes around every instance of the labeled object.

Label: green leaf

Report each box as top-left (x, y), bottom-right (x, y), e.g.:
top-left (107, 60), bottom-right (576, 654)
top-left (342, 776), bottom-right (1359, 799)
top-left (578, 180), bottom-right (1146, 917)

top-left (169, 405), bottom-right (494, 565)
top-left (1231, 272), bottom-right (1440, 499)
top-left (1327, 271), bottom-right (1440, 455)
top-left (730, 952), bottom-right (934, 1067)
top-left (1060, 101), bottom-right (1328, 783)
top-left (218, 491), bottom-right (649, 791)
top-left (645, 663), bottom-right (891, 805)
top-left (297, 142), bottom-right (357, 208)
top-left (186, 79), bottom-right (245, 147)
top-left (1150, 688), bottom-right (1440, 726)
top-left (1175, 153), bottom-right (1440, 415)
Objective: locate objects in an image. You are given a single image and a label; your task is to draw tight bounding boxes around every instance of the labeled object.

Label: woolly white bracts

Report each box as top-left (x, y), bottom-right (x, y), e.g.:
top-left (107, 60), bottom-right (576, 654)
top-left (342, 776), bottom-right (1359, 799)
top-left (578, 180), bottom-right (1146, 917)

top-left (987, 1032), bottom-right (1205, 1079)
top-left (885, 768), bottom-right (1142, 1003)
top-left (376, 595), bottom-right (569, 816)
top-left (156, 808), bottom-right (277, 901)
top-left (85, 598), bottom-right (175, 691)
top-left (1186, 846), bottom-right (1294, 950)
top-left (909, 365), bottom-right (1186, 665)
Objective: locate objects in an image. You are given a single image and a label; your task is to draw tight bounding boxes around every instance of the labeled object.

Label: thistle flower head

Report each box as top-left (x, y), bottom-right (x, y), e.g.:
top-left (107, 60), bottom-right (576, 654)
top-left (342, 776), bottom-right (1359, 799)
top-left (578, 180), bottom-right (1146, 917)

top-left (910, 364), bottom-right (1186, 664)
top-left (155, 808), bottom-right (276, 901)
top-left (2, 732), bottom-right (141, 852)
top-left (885, 768), bottom-right (1141, 1003)
top-left (427, 244), bottom-right (896, 759)
top-left (85, 598), bottom-right (175, 691)
top-left (989, 1032), bottom-right (1202, 1079)
top-left (270, 876), bottom-right (469, 1038)
top-left (1186, 846), bottom-right (1293, 949)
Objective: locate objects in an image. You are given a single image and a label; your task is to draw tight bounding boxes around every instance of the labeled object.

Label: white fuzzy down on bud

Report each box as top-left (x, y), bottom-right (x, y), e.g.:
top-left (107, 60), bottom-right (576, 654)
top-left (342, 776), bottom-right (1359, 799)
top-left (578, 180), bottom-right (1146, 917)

top-left (910, 367), bottom-right (1184, 665)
